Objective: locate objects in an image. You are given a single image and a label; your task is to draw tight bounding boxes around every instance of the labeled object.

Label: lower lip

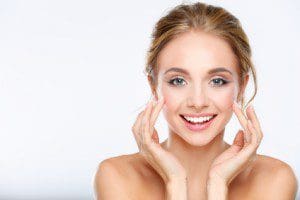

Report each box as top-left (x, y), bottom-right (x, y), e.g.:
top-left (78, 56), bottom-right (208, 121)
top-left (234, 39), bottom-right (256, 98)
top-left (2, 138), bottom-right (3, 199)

top-left (181, 115), bottom-right (216, 132)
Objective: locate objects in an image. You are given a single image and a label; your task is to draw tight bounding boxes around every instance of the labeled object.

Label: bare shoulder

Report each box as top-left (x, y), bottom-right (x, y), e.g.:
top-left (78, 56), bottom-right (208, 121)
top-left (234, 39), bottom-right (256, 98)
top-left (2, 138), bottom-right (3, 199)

top-left (93, 153), bottom-right (141, 199)
top-left (93, 153), bottom-right (164, 200)
top-left (247, 154), bottom-right (298, 199)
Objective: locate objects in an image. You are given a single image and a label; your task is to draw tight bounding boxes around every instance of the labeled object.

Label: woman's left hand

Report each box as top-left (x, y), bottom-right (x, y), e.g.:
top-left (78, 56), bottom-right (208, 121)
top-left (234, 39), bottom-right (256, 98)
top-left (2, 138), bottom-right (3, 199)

top-left (207, 101), bottom-right (263, 186)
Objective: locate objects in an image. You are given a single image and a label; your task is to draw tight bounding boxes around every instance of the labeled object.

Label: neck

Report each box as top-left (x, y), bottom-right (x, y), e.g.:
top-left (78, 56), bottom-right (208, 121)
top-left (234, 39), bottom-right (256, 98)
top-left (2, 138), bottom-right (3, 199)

top-left (161, 129), bottom-right (230, 183)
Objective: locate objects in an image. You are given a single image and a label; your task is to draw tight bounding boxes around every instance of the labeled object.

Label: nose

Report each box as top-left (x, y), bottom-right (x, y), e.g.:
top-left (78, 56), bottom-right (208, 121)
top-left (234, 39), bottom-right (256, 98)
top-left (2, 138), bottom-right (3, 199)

top-left (186, 85), bottom-right (209, 110)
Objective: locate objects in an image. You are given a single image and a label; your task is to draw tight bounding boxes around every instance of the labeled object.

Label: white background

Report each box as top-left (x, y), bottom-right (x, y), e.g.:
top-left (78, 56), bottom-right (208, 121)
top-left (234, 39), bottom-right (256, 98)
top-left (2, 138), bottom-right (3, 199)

top-left (0, 0), bottom-right (299, 199)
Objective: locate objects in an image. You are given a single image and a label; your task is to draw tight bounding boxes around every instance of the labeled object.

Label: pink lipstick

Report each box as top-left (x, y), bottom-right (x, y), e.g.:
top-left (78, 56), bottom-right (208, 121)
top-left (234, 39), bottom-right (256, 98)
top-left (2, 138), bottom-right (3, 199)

top-left (180, 114), bottom-right (217, 132)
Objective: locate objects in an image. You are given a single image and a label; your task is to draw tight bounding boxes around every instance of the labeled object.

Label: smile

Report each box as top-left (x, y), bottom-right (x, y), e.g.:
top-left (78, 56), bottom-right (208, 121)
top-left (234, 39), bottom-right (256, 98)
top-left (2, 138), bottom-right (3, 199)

top-left (180, 114), bottom-right (217, 132)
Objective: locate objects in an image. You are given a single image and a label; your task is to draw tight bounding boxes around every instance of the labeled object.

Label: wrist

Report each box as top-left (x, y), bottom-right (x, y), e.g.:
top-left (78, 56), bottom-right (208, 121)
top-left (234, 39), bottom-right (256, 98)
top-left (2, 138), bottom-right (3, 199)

top-left (166, 177), bottom-right (188, 200)
top-left (207, 176), bottom-right (227, 187)
top-left (206, 178), bottom-right (228, 200)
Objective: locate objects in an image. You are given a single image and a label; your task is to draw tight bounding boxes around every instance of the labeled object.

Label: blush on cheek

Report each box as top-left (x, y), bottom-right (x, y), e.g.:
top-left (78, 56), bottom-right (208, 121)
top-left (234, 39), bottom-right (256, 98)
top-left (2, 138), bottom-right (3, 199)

top-left (161, 92), bottom-right (173, 113)
top-left (160, 87), bottom-right (182, 117)
top-left (224, 90), bottom-right (235, 109)
top-left (212, 87), bottom-right (236, 111)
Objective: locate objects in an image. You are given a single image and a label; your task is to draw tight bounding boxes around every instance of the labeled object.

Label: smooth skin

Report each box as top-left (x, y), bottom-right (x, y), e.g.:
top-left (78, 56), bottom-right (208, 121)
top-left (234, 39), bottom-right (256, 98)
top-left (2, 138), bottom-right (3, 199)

top-left (94, 99), bottom-right (298, 199)
top-left (94, 31), bottom-right (298, 199)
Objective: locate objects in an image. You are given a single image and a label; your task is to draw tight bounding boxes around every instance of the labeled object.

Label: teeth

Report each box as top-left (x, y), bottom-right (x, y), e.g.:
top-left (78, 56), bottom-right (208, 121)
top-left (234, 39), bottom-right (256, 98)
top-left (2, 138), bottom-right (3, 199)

top-left (183, 115), bottom-right (214, 123)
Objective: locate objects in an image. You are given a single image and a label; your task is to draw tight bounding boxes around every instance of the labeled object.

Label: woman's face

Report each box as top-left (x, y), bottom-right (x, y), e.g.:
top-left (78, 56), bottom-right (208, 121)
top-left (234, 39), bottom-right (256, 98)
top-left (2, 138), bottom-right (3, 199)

top-left (155, 30), bottom-right (246, 146)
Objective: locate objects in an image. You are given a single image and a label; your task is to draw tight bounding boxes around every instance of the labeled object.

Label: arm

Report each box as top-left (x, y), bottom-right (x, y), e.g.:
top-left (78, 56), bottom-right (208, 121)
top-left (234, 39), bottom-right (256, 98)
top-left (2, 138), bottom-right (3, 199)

top-left (165, 177), bottom-right (188, 200)
top-left (206, 103), bottom-right (263, 200)
top-left (206, 178), bottom-right (228, 200)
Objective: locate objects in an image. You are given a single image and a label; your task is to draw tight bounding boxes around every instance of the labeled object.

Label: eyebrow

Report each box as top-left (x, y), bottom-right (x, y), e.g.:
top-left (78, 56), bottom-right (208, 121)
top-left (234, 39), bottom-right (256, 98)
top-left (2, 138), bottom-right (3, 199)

top-left (163, 67), bottom-right (233, 75)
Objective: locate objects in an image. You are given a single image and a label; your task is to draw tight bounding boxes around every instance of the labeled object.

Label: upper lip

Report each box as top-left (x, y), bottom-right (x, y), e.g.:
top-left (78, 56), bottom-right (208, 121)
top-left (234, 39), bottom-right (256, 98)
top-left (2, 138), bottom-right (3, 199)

top-left (180, 113), bottom-right (217, 117)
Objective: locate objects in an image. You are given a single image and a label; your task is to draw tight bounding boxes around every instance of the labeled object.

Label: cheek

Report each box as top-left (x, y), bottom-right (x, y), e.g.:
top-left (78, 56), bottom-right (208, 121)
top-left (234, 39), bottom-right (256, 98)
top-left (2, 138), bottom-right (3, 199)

top-left (160, 85), bottom-right (183, 116)
top-left (159, 84), bottom-right (237, 113)
top-left (208, 86), bottom-right (236, 111)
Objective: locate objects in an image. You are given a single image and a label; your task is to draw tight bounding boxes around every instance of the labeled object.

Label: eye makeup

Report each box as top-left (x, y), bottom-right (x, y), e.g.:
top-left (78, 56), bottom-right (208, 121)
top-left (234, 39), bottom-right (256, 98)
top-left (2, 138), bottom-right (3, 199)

top-left (166, 76), bottom-right (231, 87)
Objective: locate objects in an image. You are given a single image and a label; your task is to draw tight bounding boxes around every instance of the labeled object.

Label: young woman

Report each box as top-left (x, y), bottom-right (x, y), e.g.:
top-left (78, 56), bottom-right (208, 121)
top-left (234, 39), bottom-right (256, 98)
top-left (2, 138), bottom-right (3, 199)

top-left (94, 2), bottom-right (298, 199)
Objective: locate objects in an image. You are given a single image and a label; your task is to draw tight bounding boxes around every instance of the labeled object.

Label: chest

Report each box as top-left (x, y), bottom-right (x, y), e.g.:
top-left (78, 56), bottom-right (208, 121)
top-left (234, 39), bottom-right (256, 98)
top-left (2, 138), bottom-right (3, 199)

top-left (132, 180), bottom-right (252, 200)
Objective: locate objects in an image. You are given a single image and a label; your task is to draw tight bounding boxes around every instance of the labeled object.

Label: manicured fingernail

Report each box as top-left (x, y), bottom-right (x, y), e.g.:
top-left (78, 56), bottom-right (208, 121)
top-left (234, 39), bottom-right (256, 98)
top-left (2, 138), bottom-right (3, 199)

top-left (248, 104), bottom-right (253, 111)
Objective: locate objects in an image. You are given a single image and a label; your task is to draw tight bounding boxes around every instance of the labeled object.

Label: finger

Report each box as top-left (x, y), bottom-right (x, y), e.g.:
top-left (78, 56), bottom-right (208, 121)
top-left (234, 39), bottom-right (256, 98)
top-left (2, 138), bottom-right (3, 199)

top-left (233, 130), bottom-right (244, 148)
top-left (247, 119), bottom-right (261, 148)
top-left (149, 96), bottom-right (165, 134)
top-left (132, 110), bottom-right (144, 132)
top-left (232, 102), bottom-right (252, 144)
top-left (210, 130), bottom-right (244, 166)
top-left (132, 111), bottom-right (145, 148)
top-left (245, 105), bottom-right (263, 140)
top-left (233, 101), bottom-right (248, 128)
top-left (231, 121), bottom-right (261, 167)
top-left (151, 129), bottom-right (159, 144)
top-left (235, 120), bottom-right (260, 161)
top-left (141, 100), bottom-right (154, 144)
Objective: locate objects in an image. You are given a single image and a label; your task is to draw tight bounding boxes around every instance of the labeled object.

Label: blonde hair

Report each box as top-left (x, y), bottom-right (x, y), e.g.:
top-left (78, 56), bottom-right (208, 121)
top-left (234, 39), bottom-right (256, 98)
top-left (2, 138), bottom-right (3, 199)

top-left (144, 2), bottom-right (257, 110)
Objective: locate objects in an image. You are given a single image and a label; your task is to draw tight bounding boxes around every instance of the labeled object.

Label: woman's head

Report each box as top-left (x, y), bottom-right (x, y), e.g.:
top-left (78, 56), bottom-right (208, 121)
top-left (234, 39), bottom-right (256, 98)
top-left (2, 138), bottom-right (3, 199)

top-left (144, 2), bottom-right (257, 145)
top-left (145, 2), bottom-right (257, 110)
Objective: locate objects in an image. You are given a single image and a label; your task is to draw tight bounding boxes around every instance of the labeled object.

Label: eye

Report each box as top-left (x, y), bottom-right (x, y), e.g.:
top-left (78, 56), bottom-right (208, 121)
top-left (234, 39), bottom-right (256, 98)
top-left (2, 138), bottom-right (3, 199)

top-left (210, 78), bottom-right (229, 87)
top-left (168, 77), bottom-right (187, 86)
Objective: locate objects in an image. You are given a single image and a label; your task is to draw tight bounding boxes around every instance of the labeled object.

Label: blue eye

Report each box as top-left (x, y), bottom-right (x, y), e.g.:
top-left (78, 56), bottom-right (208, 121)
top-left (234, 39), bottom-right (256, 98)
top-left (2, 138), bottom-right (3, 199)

top-left (168, 77), bottom-right (187, 86)
top-left (211, 78), bottom-right (228, 86)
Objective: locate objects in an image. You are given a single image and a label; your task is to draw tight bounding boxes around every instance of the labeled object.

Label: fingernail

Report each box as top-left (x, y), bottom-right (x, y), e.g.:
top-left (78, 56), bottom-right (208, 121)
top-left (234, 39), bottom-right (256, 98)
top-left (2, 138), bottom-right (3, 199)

top-left (248, 104), bottom-right (253, 111)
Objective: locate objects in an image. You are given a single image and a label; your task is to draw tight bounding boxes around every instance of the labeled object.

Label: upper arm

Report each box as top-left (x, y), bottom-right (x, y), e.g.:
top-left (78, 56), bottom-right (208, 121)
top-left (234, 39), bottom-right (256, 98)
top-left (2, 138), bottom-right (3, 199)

top-left (254, 161), bottom-right (298, 200)
top-left (93, 159), bottom-right (132, 200)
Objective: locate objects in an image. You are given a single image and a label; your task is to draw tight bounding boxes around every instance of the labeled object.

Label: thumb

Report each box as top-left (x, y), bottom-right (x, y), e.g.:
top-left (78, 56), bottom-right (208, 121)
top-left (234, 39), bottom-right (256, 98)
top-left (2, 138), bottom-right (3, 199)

top-left (210, 130), bottom-right (244, 165)
top-left (151, 129), bottom-right (159, 144)
top-left (233, 130), bottom-right (244, 148)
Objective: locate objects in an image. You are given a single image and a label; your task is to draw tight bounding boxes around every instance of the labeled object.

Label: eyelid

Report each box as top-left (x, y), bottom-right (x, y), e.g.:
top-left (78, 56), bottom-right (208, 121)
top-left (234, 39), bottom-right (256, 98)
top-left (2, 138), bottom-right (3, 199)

top-left (211, 75), bottom-right (230, 81)
top-left (171, 75), bottom-right (185, 79)
top-left (167, 75), bottom-right (229, 83)
top-left (168, 76), bottom-right (187, 86)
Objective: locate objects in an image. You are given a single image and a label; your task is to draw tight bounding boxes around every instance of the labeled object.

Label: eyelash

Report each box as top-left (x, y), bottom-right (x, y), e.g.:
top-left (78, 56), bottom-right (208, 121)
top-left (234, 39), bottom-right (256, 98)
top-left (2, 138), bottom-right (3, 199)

top-left (168, 77), bottom-right (229, 87)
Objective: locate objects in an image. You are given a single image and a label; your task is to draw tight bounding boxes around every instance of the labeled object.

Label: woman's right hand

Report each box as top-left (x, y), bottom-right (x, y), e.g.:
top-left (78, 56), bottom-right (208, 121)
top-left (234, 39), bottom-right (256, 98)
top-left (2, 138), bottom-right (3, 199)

top-left (132, 96), bottom-right (187, 184)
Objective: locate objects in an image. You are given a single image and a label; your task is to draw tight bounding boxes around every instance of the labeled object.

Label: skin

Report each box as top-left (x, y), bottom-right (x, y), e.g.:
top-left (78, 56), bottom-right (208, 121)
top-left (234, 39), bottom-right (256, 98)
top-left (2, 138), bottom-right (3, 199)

top-left (94, 30), bottom-right (298, 200)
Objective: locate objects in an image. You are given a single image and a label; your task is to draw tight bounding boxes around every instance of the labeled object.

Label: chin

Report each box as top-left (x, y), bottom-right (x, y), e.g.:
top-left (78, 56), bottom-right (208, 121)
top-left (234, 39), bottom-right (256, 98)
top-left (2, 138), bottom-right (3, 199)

top-left (180, 129), bottom-right (221, 146)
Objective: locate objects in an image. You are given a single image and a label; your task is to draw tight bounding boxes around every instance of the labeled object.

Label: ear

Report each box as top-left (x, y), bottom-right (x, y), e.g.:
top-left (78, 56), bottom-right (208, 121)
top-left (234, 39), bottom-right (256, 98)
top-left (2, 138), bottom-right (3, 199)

top-left (237, 74), bottom-right (249, 103)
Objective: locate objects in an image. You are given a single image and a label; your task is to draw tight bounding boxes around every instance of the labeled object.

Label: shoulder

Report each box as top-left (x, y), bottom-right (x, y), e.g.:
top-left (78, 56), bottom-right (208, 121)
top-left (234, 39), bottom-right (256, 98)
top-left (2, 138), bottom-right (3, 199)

top-left (249, 154), bottom-right (298, 199)
top-left (93, 153), bottom-right (151, 199)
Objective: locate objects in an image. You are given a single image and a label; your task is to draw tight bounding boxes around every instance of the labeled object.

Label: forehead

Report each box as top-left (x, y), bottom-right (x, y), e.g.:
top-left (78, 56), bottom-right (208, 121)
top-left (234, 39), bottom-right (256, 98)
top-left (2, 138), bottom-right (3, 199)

top-left (157, 30), bottom-right (239, 75)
